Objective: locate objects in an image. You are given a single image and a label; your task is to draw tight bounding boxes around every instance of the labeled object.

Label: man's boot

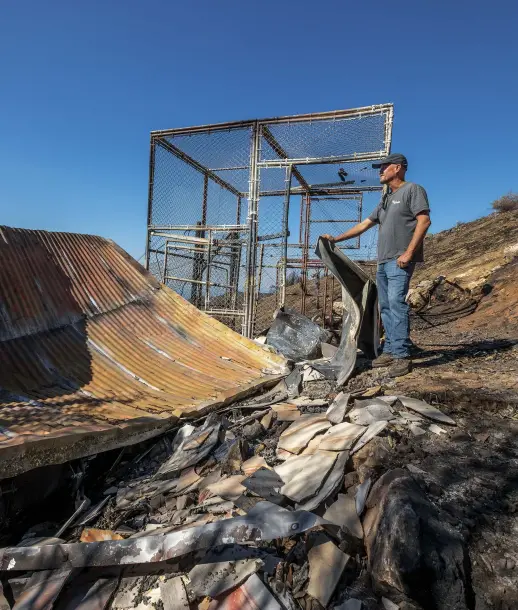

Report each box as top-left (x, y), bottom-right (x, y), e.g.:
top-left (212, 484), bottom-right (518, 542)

top-left (371, 353), bottom-right (394, 368)
top-left (388, 357), bottom-right (413, 377)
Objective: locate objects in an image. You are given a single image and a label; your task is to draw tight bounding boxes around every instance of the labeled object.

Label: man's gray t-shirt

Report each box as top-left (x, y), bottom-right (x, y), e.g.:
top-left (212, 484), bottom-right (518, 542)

top-left (368, 182), bottom-right (430, 263)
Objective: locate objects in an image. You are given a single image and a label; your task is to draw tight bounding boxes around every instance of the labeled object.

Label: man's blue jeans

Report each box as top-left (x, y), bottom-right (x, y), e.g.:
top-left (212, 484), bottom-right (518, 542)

top-left (376, 259), bottom-right (415, 359)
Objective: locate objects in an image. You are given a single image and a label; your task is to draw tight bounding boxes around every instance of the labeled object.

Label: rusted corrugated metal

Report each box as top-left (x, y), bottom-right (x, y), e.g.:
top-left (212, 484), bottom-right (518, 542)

top-left (0, 227), bottom-right (287, 479)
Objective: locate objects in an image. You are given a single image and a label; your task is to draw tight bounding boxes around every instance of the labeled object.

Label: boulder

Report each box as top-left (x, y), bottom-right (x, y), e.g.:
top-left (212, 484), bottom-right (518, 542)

top-left (363, 469), bottom-right (471, 610)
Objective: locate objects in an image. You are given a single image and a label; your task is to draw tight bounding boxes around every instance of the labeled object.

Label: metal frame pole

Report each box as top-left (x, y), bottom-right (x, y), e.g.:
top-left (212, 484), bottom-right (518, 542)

top-left (253, 243), bottom-right (265, 334)
top-left (243, 121), bottom-right (261, 338)
top-left (279, 165), bottom-right (293, 307)
top-left (301, 193), bottom-right (311, 316)
top-left (145, 136), bottom-right (156, 271)
top-left (205, 229), bottom-right (212, 311)
top-left (322, 267), bottom-right (328, 328)
top-left (202, 173), bottom-right (209, 226)
top-left (229, 195), bottom-right (242, 316)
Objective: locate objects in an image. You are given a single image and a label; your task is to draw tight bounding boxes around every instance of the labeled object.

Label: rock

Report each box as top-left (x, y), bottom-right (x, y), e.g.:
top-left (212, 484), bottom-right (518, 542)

top-left (398, 411), bottom-right (424, 423)
top-left (242, 421), bottom-right (264, 440)
top-left (363, 469), bottom-right (470, 610)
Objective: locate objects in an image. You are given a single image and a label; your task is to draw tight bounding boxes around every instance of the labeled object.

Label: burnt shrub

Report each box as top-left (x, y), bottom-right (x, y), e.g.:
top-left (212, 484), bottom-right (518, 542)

top-left (491, 191), bottom-right (518, 212)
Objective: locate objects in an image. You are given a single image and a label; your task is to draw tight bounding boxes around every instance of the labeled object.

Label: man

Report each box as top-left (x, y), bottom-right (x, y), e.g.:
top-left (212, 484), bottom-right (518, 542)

top-left (321, 153), bottom-right (431, 377)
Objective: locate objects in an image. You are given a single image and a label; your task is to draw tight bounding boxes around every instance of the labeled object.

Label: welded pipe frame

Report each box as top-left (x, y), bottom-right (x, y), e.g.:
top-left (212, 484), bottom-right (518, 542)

top-left (146, 103), bottom-right (393, 337)
top-left (150, 104), bottom-right (394, 138)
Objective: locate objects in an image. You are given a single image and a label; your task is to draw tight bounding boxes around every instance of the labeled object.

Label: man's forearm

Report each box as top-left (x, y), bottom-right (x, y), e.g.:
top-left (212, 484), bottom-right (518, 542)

top-left (405, 215), bottom-right (431, 256)
top-left (333, 219), bottom-right (374, 243)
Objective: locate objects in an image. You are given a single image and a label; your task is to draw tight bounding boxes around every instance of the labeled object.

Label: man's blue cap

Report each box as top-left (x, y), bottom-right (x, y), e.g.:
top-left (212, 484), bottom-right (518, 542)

top-left (372, 153), bottom-right (408, 169)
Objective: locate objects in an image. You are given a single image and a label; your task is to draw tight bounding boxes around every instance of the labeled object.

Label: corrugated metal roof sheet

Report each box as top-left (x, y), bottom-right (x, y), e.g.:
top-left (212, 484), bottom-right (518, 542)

top-left (0, 227), bottom-right (287, 479)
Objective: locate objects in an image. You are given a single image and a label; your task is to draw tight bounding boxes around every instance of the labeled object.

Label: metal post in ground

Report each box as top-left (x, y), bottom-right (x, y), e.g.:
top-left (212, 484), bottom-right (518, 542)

top-left (279, 165), bottom-right (293, 308)
top-left (301, 193), bottom-right (311, 316)
top-left (145, 136), bottom-right (156, 271)
top-left (243, 121), bottom-right (261, 338)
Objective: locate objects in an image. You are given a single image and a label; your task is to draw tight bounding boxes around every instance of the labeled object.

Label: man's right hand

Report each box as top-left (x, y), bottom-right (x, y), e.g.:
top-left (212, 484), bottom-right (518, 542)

top-left (321, 234), bottom-right (336, 243)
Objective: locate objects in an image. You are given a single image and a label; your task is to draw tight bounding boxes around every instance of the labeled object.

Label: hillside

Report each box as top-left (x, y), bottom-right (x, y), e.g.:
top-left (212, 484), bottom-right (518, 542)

top-left (255, 210), bottom-right (518, 338)
top-left (413, 209), bottom-right (518, 338)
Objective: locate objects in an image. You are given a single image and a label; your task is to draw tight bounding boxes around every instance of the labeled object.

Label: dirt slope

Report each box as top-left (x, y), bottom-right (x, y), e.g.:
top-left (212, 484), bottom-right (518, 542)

top-left (255, 210), bottom-right (518, 337)
top-left (414, 209), bottom-right (518, 289)
top-left (414, 209), bottom-right (518, 338)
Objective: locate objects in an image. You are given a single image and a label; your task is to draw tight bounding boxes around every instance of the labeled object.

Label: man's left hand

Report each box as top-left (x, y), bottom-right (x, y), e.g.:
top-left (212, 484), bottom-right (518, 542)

top-left (396, 252), bottom-right (413, 268)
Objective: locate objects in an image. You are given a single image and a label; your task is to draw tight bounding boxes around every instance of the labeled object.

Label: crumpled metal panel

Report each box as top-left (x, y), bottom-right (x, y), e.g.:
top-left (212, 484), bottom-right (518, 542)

top-left (0, 227), bottom-right (287, 479)
top-left (315, 237), bottom-right (379, 384)
top-left (0, 502), bottom-right (334, 571)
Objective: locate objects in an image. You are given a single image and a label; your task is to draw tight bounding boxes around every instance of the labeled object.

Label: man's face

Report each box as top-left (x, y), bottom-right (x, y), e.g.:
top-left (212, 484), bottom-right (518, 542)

top-left (379, 163), bottom-right (401, 184)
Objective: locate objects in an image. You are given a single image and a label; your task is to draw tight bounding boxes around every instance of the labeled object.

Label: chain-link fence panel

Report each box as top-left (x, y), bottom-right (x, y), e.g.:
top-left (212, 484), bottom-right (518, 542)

top-left (260, 112), bottom-right (388, 162)
top-left (146, 105), bottom-right (393, 337)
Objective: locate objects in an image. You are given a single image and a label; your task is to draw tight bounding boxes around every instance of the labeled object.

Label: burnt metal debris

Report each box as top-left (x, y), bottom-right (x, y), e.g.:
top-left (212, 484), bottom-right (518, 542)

top-left (0, 227), bottom-right (287, 480)
top-left (0, 377), bottom-right (456, 609)
top-left (313, 237), bottom-right (379, 385)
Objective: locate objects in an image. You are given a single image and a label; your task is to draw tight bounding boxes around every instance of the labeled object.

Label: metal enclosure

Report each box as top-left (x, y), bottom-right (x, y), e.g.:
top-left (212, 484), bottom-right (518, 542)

top-left (146, 105), bottom-right (393, 337)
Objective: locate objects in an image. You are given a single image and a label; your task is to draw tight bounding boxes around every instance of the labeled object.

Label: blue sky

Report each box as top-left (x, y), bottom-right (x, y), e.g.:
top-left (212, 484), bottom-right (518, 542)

top-left (1, 0), bottom-right (517, 260)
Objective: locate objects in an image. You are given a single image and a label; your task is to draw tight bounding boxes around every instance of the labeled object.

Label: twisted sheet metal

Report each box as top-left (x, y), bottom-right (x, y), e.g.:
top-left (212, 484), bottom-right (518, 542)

top-left (0, 502), bottom-right (334, 571)
top-left (0, 227), bottom-right (287, 479)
